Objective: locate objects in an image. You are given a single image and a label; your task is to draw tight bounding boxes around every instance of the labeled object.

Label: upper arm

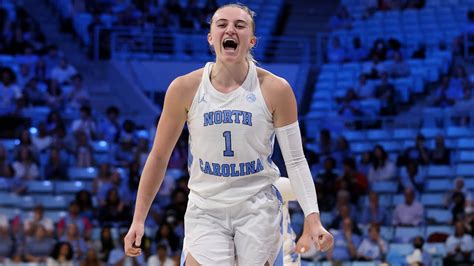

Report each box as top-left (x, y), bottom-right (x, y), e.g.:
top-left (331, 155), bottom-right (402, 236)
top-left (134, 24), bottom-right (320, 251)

top-left (149, 77), bottom-right (192, 161)
top-left (267, 77), bottom-right (298, 128)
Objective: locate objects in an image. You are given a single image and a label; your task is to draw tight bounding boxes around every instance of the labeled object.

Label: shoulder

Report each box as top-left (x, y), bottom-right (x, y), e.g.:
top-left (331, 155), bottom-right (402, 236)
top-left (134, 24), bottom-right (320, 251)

top-left (256, 66), bottom-right (294, 111)
top-left (166, 68), bottom-right (204, 109)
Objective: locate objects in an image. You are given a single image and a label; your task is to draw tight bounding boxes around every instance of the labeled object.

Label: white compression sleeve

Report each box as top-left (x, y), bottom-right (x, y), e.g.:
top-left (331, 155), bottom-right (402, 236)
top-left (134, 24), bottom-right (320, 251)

top-left (275, 121), bottom-right (319, 217)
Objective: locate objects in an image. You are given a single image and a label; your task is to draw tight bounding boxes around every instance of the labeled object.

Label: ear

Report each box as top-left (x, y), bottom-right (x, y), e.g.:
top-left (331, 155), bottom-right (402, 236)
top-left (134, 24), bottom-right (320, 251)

top-left (250, 36), bottom-right (257, 48)
top-left (207, 32), bottom-right (213, 46)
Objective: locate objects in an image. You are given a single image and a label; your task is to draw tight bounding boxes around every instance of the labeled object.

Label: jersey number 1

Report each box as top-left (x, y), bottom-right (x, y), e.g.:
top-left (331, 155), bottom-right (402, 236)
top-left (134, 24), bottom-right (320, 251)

top-left (222, 131), bottom-right (234, 157)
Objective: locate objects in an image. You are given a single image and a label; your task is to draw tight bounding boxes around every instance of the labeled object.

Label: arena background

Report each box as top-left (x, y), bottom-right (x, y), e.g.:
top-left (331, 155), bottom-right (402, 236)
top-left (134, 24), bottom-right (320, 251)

top-left (0, 0), bottom-right (473, 265)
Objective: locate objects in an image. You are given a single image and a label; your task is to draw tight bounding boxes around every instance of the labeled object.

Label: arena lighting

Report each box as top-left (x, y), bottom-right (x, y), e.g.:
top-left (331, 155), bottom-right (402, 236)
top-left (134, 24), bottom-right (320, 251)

top-left (98, 140), bottom-right (108, 147)
top-left (29, 127), bottom-right (37, 135)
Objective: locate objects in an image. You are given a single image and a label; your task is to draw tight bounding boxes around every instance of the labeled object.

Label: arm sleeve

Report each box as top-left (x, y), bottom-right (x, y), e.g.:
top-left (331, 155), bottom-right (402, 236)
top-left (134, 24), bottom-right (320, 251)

top-left (275, 121), bottom-right (319, 217)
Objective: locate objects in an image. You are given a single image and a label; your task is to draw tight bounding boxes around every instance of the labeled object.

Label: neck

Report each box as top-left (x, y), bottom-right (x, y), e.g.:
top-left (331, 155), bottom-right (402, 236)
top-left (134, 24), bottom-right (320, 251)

top-left (211, 59), bottom-right (249, 92)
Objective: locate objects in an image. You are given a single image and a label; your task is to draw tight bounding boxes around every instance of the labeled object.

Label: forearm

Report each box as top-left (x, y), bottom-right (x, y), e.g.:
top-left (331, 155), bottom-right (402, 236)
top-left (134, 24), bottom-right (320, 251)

top-left (132, 151), bottom-right (168, 224)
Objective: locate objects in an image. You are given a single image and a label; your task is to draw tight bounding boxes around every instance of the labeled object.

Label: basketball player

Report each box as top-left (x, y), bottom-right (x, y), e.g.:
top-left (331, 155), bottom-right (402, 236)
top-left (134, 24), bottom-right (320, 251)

top-left (124, 3), bottom-right (333, 265)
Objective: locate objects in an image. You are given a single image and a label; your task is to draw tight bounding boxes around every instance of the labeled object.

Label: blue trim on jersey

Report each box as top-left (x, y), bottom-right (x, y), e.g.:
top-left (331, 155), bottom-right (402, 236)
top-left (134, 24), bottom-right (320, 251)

top-left (267, 132), bottom-right (276, 165)
top-left (273, 246), bottom-right (284, 266)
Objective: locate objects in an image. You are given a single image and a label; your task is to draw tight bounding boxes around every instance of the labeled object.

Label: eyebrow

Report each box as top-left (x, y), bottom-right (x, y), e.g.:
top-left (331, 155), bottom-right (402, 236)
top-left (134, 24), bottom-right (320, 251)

top-left (215, 19), bottom-right (248, 24)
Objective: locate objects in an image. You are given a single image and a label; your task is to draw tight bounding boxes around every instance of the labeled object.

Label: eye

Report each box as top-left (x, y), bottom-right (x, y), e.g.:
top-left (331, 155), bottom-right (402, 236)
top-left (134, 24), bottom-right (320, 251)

top-left (217, 23), bottom-right (226, 28)
top-left (236, 24), bottom-right (245, 29)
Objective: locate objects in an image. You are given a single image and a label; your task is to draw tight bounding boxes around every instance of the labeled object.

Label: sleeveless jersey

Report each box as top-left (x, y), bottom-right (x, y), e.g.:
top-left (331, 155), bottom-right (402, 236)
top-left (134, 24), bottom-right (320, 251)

top-left (186, 61), bottom-right (280, 209)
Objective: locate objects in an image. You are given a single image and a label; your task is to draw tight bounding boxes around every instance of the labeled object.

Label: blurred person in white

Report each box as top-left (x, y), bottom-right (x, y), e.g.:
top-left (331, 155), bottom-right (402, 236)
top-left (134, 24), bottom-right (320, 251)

top-left (148, 244), bottom-right (174, 266)
top-left (98, 106), bottom-right (122, 143)
top-left (45, 79), bottom-right (65, 110)
top-left (0, 215), bottom-right (14, 264)
top-left (406, 236), bottom-right (431, 266)
top-left (399, 161), bottom-right (425, 194)
top-left (32, 122), bottom-right (53, 154)
top-left (71, 105), bottom-right (97, 140)
top-left (356, 223), bottom-right (387, 261)
top-left (24, 204), bottom-right (54, 237)
top-left (59, 223), bottom-right (88, 261)
top-left (327, 218), bottom-right (362, 262)
top-left (445, 221), bottom-right (473, 265)
top-left (368, 145), bottom-right (396, 182)
top-left (11, 146), bottom-right (39, 194)
top-left (392, 188), bottom-right (425, 227)
top-left (387, 52), bottom-right (410, 78)
top-left (73, 130), bottom-right (93, 167)
top-left (50, 57), bottom-right (77, 85)
top-left (327, 37), bottom-right (346, 63)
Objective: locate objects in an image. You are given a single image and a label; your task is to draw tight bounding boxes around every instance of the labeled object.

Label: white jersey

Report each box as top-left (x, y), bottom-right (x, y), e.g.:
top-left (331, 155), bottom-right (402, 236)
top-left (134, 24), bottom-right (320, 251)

top-left (186, 61), bottom-right (280, 209)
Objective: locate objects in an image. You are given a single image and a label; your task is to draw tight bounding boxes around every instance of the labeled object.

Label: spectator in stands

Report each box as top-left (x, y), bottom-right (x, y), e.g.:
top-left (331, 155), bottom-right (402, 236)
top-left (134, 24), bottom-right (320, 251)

top-left (155, 221), bottom-right (181, 260)
top-left (11, 146), bottom-right (39, 193)
top-left (168, 135), bottom-right (187, 170)
top-left (363, 55), bottom-right (385, 79)
top-left (23, 224), bottom-right (56, 263)
top-left (355, 74), bottom-right (374, 99)
top-left (0, 144), bottom-right (13, 177)
top-left (336, 157), bottom-right (368, 205)
top-left (445, 221), bottom-right (473, 264)
top-left (331, 192), bottom-right (359, 230)
top-left (51, 57), bottom-right (77, 85)
top-left (430, 135), bottom-right (451, 165)
top-left (71, 105), bottom-right (97, 140)
top-left (370, 39), bottom-right (387, 61)
top-left (23, 78), bottom-right (46, 106)
top-left (80, 249), bottom-right (102, 266)
top-left (60, 223), bottom-right (88, 261)
top-left (357, 223), bottom-right (387, 261)
top-left (43, 45), bottom-right (62, 75)
top-left (392, 188), bottom-right (425, 227)
top-left (148, 243), bottom-right (174, 266)
top-left (24, 204), bottom-right (54, 237)
top-left (98, 187), bottom-right (131, 226)
top-left (387, 52), bottom-right (410, 78)
top-left (399, 134), bottom-right (430, 166)
top-left (361, 191), bottom-right (389, 226)
top-left (57, 201), bottom-right (92, 238)
top-left (44, 148), bottom-right (68, 180)
top-left (375, 72), bottom-right (398, 115)
top-left (359, 151), bottom-right (372, 175)
top-left (115, 137), bottom-right (135, 167)
top-left (73, 130), bottom-right (93, 167)
top-left (446, 178), bottom-right (467, 223)
top-left (134, 137), bottom-right (150, 169)
top-left (45, 79), bottom-right (65, 110)
top-left (75, 190), bottom-right (95, 221)
top-left (327, 37), bottom-right (346, 63)
top-left (318, 129), bottom-right (335, 156)
top-left (0, 67), bottom-right (22, 113)
top-left (316, 157), bottom-right (338, 208)
top-left (406, 236), bottom-right (431, 266)
top-left (329, 5), bottom-right (353, 30)
top-left (32, 122), bottom-right (53, 154)
top-left (16, 64), bottom-right (33, 89)
top-left (119, 119), bottom-right (137, 144)
top-left (368, 145), bottom-right (396, 182)
top-left (34, 57), bottom-right (48, 83)
top-left (332, 136), bottom-right (352, 166)
top-left (399, 161), bottom-right (425, 194)
top-left (127, 160), bottom-right (141, 198)
top-left (98, 105), bottom-right (121, 143)
top-left (67, 74), bottom-right (90, 110)
top-left (449, 65), bottom-right (469, 94)
top-left (93, 163), bottom-right (112, 201)
top-left (92, 226), bottom-right (115, 263)
top-left (411, 43), bottom-right (426, 59)
top-left (338, 89), bottom-right (363, 123)
top-left (0, 215), bottom-right (13, 263)
top-left (45, 110), bottom-right (65, 134)
top-left (47, 241), bottom-right (74, 266)
top-left (347, 37), bottom-right (369, 62)
top-left (327, 218), bottom-right (362, 262)
top-left (434, 75), bottom-right (461, 107)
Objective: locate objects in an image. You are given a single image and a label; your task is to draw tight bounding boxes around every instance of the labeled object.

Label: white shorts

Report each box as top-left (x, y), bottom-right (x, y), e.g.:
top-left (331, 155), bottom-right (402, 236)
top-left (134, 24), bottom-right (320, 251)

top-left (183, 186), bottom-right (283, 265)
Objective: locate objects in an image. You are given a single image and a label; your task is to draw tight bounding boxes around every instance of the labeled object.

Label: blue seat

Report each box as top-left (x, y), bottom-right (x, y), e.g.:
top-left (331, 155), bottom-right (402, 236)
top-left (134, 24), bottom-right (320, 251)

top-left (0, 192), bottom-right (18, 207)
top-left (35, 195), bottom-right (68, 210)
top-left (458, 151), bottom-right (474, 162)
top-left (447, 126), bottom-right (472, 138)
top-left (387, 243), bottom-right (414, 265)
top-left (27, 180), bottom-right (54, 194)
top-left (426, 166), bottom-right (453, 179)
top-left (351, 142), bottom-right (373, 153)
top-left (456, 164), bottom-right (474, 177)
top-left (378, 141), bottom-right (402, 152)
top-left (392, 194), bottom-right (405, 206)
top-left (392, 129), bottom-right (418, 140)
top-left (424, 243), bottom-right (447, 257)
top-left (363, 194), bottom-right (392, 206)
top-left (68, 167), bottom-right (97, 180)
top-left (91, 141), bottom-right (109, 153)
top-left (394, 227), bottom-right (425, 243)
top-left (457, 138), bottom-right (474, 149)
top-left (464, 178), bottom-right (474, 190)
top-left (55, 181), bottom-right (87, 194)
top-left (20, 196), bottom-right (35, 210)
top-left (425, 225), bottom-right (453, 238)
top-left (0, 207), bottom-right (21, 220)
top-left (420, 128), bottom-right (443, 138)
top-left (426, 179), bottom-right (452, 192)
top-left (426, 209), bottom-right (452, 224)
top-left (343, 131), bottom-right (367, 141)
top-left (371, 181), bottom-right (398, 194)
top-left (0, 138), bottom-right (19, 152)
top-left (44, 210), bottom-right (67, 223)
top-left (351, 262), bottom-right (378, 266)
top-left (0, 177), bottom-right (10, 191)
top-left (366, 130), bottom-right (392, 141)
top-left (421, 193), bottom-right (445, 207)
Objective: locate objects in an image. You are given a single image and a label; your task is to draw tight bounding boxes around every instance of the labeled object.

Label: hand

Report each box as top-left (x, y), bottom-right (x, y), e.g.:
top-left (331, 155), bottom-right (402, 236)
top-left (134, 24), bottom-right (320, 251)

top-left (124, 222), bottom-right (144, 257)
top-left (295, 232), bottom-right (312, 254)
top-left (309, 223), bottom-right (334, 252)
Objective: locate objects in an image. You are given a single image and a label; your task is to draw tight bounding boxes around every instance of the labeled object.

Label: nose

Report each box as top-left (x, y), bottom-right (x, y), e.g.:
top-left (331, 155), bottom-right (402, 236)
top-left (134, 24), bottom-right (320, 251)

top-left (225, 25), bottom-right (236, 35)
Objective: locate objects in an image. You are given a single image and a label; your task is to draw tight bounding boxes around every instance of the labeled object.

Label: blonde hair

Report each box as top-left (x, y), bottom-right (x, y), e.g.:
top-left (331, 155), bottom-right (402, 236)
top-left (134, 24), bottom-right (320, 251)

top-left (209, 3), bottom-right (257, 63)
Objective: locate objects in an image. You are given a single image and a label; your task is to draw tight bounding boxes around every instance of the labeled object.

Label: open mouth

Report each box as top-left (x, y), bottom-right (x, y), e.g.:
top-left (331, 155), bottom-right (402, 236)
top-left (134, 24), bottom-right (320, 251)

top-left (223, 38), bottom-right (238, 51)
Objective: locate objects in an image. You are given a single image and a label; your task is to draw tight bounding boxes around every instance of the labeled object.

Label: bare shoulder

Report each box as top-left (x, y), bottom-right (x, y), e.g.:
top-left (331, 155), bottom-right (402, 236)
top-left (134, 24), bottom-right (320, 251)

top-left (256, 66), bottom-right (295, 112)
top-left (167, 68), bottom-right (204, 110)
